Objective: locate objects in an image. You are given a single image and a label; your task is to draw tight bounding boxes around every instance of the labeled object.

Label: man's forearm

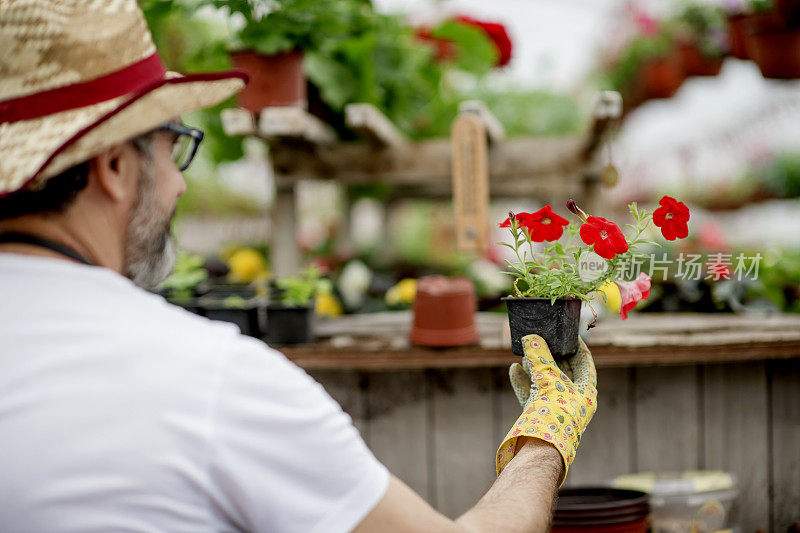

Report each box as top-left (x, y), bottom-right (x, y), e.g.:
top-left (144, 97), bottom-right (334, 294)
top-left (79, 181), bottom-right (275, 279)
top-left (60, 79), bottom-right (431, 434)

top-left (454, 438), bottom-right (564, 533)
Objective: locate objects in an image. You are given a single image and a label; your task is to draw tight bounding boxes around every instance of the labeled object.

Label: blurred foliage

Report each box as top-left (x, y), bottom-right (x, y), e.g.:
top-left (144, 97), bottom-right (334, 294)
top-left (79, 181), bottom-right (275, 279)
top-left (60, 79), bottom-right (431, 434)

top-left (158, 251), bottom-right (208, 299)
top-left (140, 0), bottom-right (245, 163)
top-left (175, 177), bottom-right (264, 216)
top-left (601, 30), bottom-right (673, 95)
top-left (675, 2), bottom-right (728, 57)
top-left (756, 152), bottom-right (800, 198)
top-left (755, 249), bottom-right (800, 312)
top-left (470, 89), bottom-right (584, 136)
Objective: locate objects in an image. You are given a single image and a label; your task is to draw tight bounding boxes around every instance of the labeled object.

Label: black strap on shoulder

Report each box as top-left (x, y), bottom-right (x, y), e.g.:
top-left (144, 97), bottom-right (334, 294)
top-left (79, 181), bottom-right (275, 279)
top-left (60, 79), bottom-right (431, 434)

top-left (0, 232), bottom-right (95, 266)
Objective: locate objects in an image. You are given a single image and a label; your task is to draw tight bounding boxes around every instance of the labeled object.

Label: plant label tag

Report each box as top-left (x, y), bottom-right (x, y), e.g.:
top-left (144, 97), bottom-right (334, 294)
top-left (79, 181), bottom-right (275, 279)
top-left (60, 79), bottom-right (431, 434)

top-left (451, 113), bottom-right (489, 253)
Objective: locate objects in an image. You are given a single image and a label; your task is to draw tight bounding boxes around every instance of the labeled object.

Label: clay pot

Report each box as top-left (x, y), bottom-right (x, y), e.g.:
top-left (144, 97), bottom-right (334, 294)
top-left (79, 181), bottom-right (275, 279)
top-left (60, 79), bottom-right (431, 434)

top-left (727, 13), bottom-right (750, 59)
top-left (503, 297), bottom-right (581, 359)
top-left (678, 42), bottom-right (723, 76)
top-left (230, 50), bottom-right (306, 111)
top-left (552, 487), bottom-right (650, 533)
top-left (745, 16), bottom-right (800, 79)
top-left (641, 53), bottom-right (684, 99)
top-left (409, 276), bottom-right (480, 347)
top-left (776, 0), bottom-right (800, 25)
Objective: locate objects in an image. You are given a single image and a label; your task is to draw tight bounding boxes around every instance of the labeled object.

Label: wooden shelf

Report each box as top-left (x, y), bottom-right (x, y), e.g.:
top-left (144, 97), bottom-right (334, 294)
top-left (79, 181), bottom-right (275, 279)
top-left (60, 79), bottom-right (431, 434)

top-left (279, 312), bottom-right (800, 371)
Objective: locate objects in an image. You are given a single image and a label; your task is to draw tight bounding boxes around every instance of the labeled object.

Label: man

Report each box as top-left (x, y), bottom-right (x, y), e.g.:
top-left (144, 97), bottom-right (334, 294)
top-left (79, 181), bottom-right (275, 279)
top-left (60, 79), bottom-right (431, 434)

top-left (0, 1), bottom-right (597, 532)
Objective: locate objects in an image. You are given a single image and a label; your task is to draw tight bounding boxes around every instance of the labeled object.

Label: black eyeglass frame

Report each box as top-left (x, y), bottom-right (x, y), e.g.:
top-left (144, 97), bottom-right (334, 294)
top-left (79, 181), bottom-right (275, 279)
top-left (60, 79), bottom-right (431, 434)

top-left (158, 123), bottom-right (205, 171)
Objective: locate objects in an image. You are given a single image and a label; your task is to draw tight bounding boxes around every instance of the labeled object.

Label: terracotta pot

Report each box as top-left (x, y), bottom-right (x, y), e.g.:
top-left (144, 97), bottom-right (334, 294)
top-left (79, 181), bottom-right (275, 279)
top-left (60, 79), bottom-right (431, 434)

top-left (776, 0), bottom-right (800, 24)
top-left (552, 487), bottom-right (650, 533)
top-left (744, 15), bottom-right (800, 79)
top-left (678, 42), bottom-right (723, 76)
top-left (409, 276), bottom-right (480, 347)
top-left (230, 50), bottom-right (306, 111)
top-left (641, 53), bottom-right (684, 99)
top-left (727, 13), bottom-right (750, 59)
top-left (503, 297), bottom-right (581, 359)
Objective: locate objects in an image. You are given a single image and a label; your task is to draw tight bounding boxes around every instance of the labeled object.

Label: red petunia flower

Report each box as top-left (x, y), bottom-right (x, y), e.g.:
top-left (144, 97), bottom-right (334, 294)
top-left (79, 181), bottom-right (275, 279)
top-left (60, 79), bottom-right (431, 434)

top-left (579, 216), bottom-right (629, 259)
top-left (615, 273), bottom-right (652, 319)
top-left (455, 15), bottom-right (513, 66)
top-left (653, 196), bottom-right (690, 241)
top-left (499, 205), bottom-right (569, 242)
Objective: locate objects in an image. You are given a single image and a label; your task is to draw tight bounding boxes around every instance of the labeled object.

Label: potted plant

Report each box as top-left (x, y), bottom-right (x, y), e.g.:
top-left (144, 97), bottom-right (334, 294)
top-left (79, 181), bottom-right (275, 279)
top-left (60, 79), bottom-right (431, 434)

top-left (158, 252), bottom-right (209, 315)
top-left (202, 294), bottom-right (262, 337)
top-left (266, 266), bottom-right (321, 345)
top-left (498, 197), bottom-right (691, 358)
top-left (675, 3), bottom-right (728, 76)
top-left (604, 29), bottom-right (684, 109)
top-left (742, 0), bottom-right (800, 78)
top-left (203, 0), bottom-right (353, 111)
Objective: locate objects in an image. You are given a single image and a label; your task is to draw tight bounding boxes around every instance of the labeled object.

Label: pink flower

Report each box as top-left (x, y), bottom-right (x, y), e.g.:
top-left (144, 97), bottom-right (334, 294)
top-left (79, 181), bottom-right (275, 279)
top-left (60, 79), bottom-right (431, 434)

top-left (615, 273), bottom-right (652, 319)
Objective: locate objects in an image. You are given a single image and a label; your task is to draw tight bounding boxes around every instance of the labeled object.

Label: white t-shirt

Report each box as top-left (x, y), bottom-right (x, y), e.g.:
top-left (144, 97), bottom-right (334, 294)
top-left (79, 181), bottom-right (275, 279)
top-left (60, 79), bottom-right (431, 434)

top-left (0, 254), bottom-right (389, 533)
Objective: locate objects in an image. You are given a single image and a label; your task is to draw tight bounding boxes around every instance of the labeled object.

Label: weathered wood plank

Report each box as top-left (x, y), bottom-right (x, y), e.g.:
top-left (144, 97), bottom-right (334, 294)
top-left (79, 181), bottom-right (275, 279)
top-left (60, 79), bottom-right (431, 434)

top-left (307, 370), bottom-right (370, 444)
top-left (258, 107), bottom-right (337, 145)
top-left (365, 371), bottom-right (430, 500)
top-left (566, 368), bottom-right (633, 487)
top-left (634, 366), bottom-right (700, 472)
top-left (220, 107), bottom-right (257, 136)
top-left (431, 369), bottom-right (495, 518)
top-left (345, 103), bottom-right (407, 149)
top-left (769, 358), bottom-right (800, 531)
top-left (268, 135), bottom-right (586, 190)
top-left (703, 363), bottom-right (770, 531)
top-left (281, 339), bottom-right (800, 371)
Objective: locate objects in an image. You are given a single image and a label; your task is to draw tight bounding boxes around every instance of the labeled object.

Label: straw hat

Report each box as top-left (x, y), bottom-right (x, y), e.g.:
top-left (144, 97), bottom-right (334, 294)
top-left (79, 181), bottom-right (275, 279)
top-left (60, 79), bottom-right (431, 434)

top-left (0, 0), bottom-right (248, 198)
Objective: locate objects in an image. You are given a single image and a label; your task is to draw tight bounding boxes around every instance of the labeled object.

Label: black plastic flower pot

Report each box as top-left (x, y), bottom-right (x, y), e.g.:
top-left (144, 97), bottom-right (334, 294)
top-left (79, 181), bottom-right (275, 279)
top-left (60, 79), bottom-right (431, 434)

top-left (202, 299), bottom-right (261, 338)
top-left (502, 297), bottom-right (582, 359)
top-left (265, 303), bottom-right (315, 345)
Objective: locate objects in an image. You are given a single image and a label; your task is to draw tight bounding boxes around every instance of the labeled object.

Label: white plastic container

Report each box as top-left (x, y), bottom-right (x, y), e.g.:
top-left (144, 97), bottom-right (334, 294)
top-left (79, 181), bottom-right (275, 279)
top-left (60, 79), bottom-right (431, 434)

top-left (613, 471), bottom-right (738, 533)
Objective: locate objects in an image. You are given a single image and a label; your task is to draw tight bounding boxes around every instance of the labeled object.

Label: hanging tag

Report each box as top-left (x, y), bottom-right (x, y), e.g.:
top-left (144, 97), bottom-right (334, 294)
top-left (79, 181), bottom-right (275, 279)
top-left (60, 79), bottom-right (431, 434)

top-left (451, 113), bottom-right (489, 253)
top-left (602, 164), bottom-right (619, 187)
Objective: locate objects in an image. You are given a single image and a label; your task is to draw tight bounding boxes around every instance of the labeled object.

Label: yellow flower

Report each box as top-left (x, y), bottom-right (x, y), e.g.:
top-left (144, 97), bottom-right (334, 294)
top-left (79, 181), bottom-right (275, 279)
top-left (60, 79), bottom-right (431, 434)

top-left (598, 280), bottom-right (621, 313)
top-left (227, 248), bottom-right (269, 283)
top-left (315, 291), bottom-right (343, 317)
top-left (386, 278), bottom-right (417, 306)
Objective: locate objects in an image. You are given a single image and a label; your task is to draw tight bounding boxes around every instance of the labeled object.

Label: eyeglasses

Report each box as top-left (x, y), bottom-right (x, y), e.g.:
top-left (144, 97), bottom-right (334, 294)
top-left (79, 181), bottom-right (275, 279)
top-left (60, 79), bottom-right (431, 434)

top-left (158, 123), bottom-right (204, 171)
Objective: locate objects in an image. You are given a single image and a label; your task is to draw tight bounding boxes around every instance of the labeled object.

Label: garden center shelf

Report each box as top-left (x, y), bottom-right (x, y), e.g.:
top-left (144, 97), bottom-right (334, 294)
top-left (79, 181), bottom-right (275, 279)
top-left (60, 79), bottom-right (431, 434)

top-left (221, 93), bottom-right (622, 276)
top-left (278, 312), bottom-right (800, 371)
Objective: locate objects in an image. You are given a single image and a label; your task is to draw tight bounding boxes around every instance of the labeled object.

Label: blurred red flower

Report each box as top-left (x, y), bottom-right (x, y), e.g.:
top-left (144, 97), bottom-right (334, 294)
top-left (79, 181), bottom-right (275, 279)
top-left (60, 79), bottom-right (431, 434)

top-left (653, 196), bottom-right (690, 240)
top-left (579, 216), bottom-right (629, 259)
top-left (455, 15), bottom-right (513, 66)
top-left (615, 273), bottom-right (652, 319)
top-left (414, 27), bottom-right (456, 62)
top-left (499, 205), bottom-right (569, 242)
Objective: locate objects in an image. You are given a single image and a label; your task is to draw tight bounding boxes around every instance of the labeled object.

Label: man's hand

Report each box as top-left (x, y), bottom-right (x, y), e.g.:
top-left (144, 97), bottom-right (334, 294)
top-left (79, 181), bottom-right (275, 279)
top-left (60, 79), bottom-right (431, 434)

top-left (496, 334), bottom-right (597, 484)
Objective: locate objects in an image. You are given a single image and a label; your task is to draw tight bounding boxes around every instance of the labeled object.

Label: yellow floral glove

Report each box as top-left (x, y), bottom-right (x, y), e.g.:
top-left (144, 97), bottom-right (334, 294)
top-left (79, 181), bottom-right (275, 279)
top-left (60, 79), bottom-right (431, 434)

top-left (496, 334), bottom-right (597, 484)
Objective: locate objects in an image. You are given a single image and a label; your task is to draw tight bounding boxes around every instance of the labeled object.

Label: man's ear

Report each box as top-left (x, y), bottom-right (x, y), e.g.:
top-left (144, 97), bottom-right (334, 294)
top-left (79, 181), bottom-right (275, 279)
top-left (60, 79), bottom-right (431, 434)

top-left (88, 143), bottom-right (140, 204)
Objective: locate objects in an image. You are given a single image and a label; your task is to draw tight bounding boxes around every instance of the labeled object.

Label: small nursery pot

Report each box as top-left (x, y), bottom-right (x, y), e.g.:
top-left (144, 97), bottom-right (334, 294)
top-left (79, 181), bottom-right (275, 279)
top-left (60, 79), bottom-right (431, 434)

top-left (641, 53), bottom-right (684, 99)
top-left (503, 297), bottom-right (581, 358)
top-left (552, 487), bottom-right (650, 533)
top-left (203, 300), bottom-right (261, 338)
top-left (230, 50), bottom-right (306, 111)
top-left (409, 276), bottom-right (480, 347)
top-left (745, 16), bottom-right (800, 79)
top-left (265, 303), bottom-right (315, 345)
top-left (678, 43), bottom-right (722, 77)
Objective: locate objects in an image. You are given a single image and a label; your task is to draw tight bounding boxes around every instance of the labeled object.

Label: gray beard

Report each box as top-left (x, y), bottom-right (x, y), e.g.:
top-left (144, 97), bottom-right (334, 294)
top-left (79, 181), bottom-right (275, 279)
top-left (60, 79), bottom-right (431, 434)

top-left (123, 158), bottom-right (177, 290)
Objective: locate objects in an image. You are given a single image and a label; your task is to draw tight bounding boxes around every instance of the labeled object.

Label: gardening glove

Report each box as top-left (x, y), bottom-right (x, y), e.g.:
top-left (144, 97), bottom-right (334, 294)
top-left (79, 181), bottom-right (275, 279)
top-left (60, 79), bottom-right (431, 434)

top-left (495, 334), bottom-right (597, 485)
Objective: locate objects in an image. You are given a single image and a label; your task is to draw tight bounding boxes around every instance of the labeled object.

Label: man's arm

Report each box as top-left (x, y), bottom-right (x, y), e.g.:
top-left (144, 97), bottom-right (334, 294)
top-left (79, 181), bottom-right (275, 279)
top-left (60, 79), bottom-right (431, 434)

top-left (353, 438), bottom-right (563, 533)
